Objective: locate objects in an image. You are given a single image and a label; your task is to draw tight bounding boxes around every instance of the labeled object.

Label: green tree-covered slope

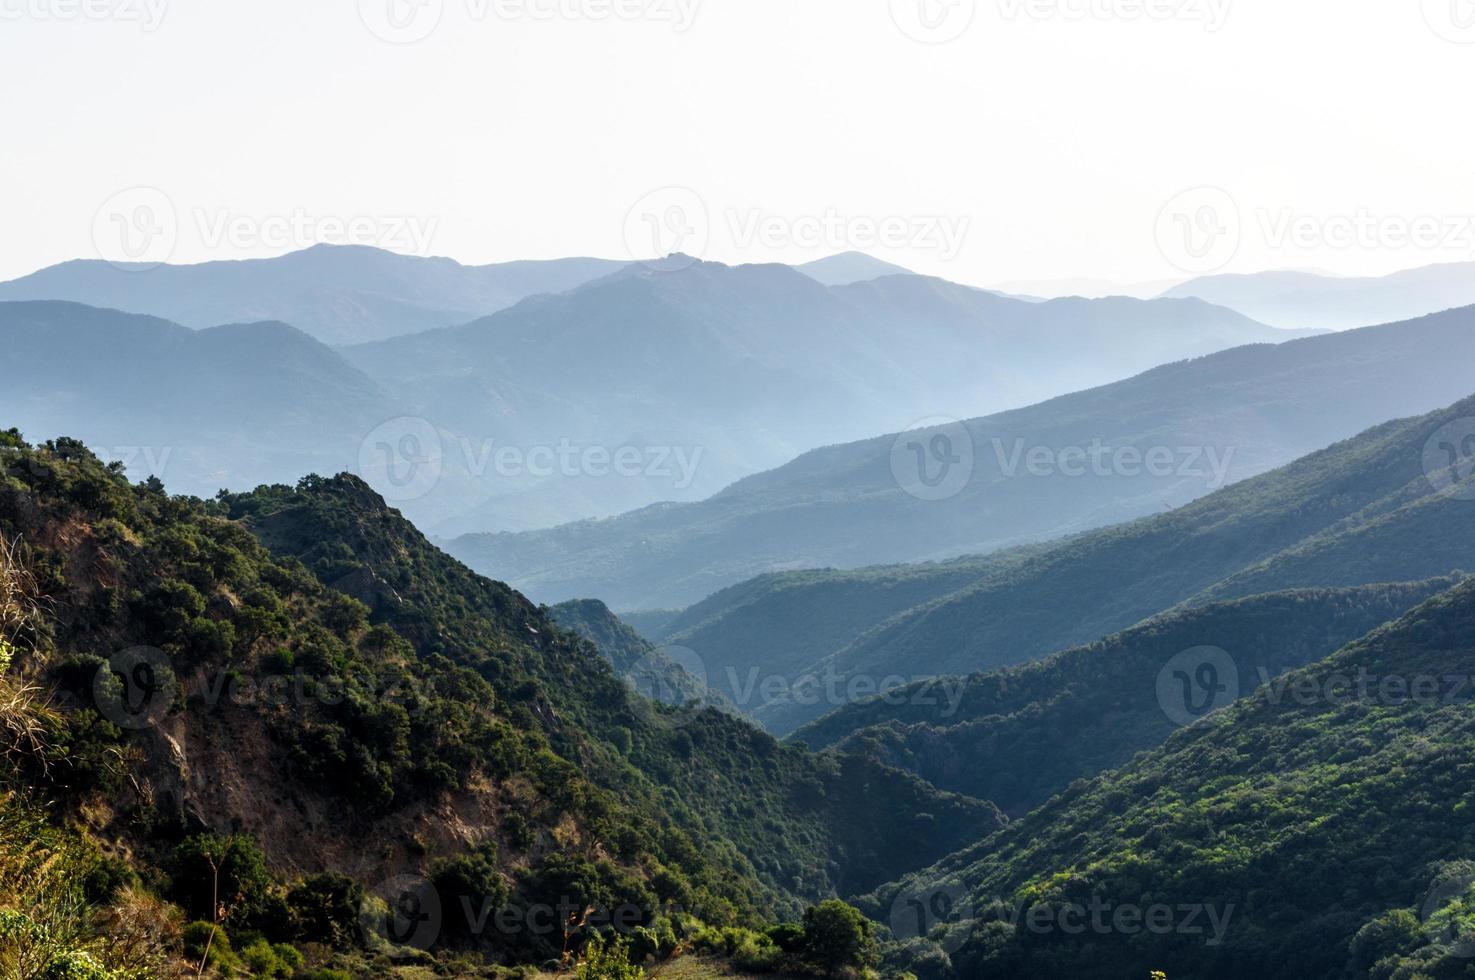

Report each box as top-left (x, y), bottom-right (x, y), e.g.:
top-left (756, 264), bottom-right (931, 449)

top-left (869, 577), bottom-right (1475, 980)
top-left (0, 430), bottom-right (999, 971)
top-left (793, 580), bottom-right (1460, 816)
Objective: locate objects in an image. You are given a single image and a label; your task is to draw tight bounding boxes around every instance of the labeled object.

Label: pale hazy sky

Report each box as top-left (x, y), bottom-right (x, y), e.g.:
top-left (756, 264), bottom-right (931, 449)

top-left (3, 0), bottom-right (1475, 287)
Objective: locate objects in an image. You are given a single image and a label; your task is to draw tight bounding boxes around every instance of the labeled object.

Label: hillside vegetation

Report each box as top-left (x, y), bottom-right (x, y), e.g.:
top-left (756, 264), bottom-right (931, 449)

top-left (792, 580), bottom-right (1461, 816)
top-left (866, 577), bottom-right (1475, 979)
top-left (0, 429), bottom-right (998, 974)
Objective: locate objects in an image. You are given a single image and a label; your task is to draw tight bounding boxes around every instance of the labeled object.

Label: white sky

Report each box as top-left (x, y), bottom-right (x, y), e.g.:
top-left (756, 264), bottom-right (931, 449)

top-left (3, 0), bottom-right (1475, 287)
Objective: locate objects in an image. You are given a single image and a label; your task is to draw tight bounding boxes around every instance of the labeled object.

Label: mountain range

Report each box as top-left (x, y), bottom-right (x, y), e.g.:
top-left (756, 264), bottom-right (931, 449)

top-left (1164, 260), bottom-right (1475, 332)
top-left (0, 255), bottom-right (1308, 536)
top-left (0, 244), bottom-right (624, 345)
top-left (450, 304), bottom-right (1475, 611)
top-left (642, 385), bottom-right (1475, 734)
top-left (863, 574), bottom-right (1475, 978)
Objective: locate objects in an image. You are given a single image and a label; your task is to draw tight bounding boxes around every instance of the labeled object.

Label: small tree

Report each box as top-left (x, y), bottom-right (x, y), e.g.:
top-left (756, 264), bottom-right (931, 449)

top-left (802, 900), bottom-right (877, 978)
top-left (574, 935), bottom-right (645, 980)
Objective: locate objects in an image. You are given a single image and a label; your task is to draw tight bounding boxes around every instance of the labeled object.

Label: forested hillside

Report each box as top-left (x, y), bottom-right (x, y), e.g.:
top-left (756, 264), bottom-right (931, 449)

top-left (751, 390), bottom-right (1475, 733)
top-left (0, 430), bottom-right (998, 975)
top-left (867, 577), bottom-right (1475, 979)
top-left (792, 580), bottom-right (1460, 815)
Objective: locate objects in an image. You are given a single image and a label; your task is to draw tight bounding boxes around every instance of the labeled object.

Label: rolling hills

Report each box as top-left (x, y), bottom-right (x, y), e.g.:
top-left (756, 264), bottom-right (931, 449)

top-left (790, 579), bottom-right (1461, 816)
top-left (0, 429), bottom-right (1003, 972)
top-left (1163, 260), bottom-right (1475, 332)
top-left (0, 243), bottom-right (623, 345)
top-left (347, 258), bottom-right (1301, 535)
top-left (744, 388), bottom-right (1475, 732)
top-left (451, 304), bottom-right (1475, 610)
top-left (865, 575), bottom-right (1475, 979)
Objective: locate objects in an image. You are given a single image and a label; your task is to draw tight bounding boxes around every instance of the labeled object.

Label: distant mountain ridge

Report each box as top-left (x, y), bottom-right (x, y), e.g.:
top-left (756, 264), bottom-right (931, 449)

top-left (1163, 260), bottom-right (1475, 331)
top-left (0, 244), bottom-right (625, 344)
top-left (450, 304), bottom-right (1475, 610)
top-left (343, 257), bottom-right (1302, 534)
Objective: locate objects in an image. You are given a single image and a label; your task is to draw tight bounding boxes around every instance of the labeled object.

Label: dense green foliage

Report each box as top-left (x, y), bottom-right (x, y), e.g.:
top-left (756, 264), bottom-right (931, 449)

top-left (0, 429), bottom-right (1000, 972)
top-left (793, 580), bottom-right (1460, 814)
top-left (754, 391), bottom-right (1475, 732)
top-left (631, 550), bottom-right (1045, 732)
top-left (868, 578), bottom-right (1475, 979)
top-left (550, 599), bottom-right (733, 712)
